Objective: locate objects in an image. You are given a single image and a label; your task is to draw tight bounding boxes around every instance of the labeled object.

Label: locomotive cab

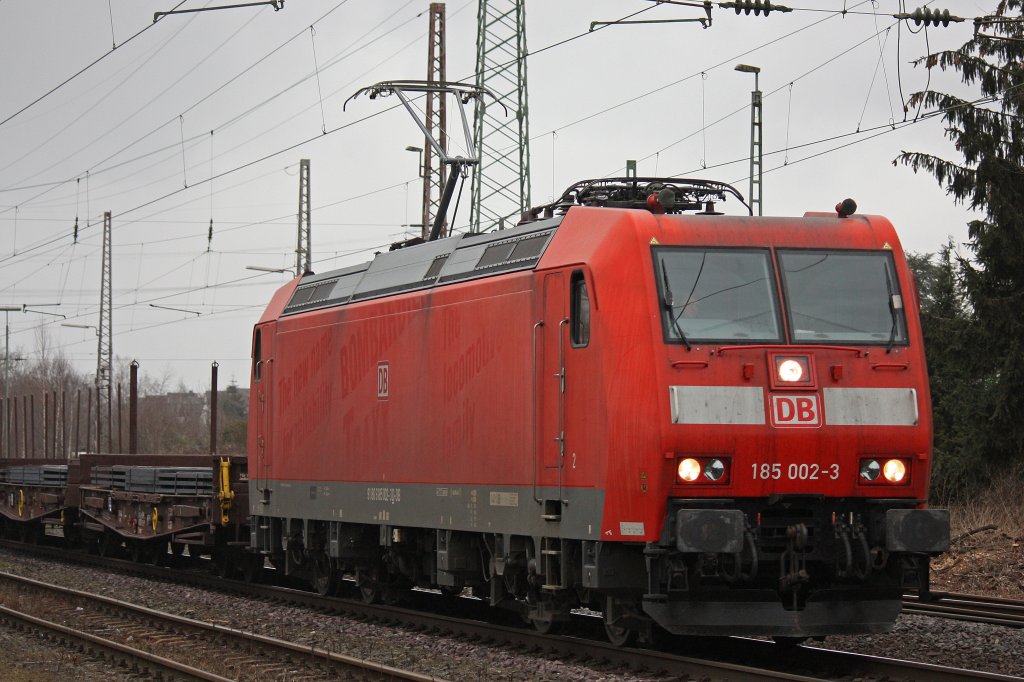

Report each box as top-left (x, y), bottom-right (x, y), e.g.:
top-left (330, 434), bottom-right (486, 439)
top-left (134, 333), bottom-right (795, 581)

top-left (538, 181), bottom-right (950, 638)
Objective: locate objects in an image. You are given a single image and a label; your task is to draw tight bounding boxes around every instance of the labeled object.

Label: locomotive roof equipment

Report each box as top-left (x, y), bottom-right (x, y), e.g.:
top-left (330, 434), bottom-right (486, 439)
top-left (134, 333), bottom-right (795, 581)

top-left (344, 80), bottom-right (503, 242)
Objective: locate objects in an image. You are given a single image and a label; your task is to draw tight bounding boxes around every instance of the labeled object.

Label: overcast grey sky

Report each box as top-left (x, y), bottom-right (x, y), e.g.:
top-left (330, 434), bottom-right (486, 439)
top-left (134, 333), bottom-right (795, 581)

top-left (0, 0), bottom-right (987, 389)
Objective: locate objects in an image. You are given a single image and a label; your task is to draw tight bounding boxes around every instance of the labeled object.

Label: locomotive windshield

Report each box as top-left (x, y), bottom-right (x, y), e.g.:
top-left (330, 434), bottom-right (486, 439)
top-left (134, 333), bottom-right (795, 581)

top-left (655, 247), bottom-right (782, 343)
top-left (779, 250), bottom-right (907, 345)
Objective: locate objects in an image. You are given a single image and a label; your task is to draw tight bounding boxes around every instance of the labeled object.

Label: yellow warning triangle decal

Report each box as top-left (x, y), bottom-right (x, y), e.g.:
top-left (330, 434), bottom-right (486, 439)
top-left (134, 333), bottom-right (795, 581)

top-left (650, 237), bottom-right (660, 245)
top-left (882, 242), bottom-right (892, 250)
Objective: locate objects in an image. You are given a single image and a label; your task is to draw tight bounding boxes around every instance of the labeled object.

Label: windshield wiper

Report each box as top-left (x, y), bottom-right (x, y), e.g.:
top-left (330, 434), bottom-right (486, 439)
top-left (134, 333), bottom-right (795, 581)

top-left (883, 262), bottom-right (903, 353)
top-left (661, 259), bottom-right (691, 351)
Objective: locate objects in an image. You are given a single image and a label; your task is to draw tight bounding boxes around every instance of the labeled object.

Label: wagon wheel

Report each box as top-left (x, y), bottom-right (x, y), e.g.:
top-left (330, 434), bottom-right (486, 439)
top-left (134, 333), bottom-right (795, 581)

top-left (129, 541), bottom-right (148, 563)
top-left (215, 550), bottom-right (237, 579)
top-left (98, 532), bottom-right (120, 558)
top-left (311, 553), bottom-right (338, 597)
top-left (242, 554), bottom-right (264, 584)
top-left (150, 541), bottom-right (168, 567)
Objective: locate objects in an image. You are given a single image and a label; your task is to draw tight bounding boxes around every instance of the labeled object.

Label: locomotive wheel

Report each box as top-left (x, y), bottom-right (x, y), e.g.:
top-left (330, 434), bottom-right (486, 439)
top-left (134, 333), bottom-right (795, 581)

top-left (604, 622), bottom-right (635, 647)
top-left (530, 615), bottom-right (564, 635)
top-left (604, 621), bottom-right (638, 647)
top-left (356, 567), bottom-right (381, 604)
top-left (603, 597), bottom-right (639, 647)
top-left (359, 583), bottom-right (380, 604)
top-left (311, 554), bottom-right (338, 597)
top-left (439, 585), bottom-right (463, 598)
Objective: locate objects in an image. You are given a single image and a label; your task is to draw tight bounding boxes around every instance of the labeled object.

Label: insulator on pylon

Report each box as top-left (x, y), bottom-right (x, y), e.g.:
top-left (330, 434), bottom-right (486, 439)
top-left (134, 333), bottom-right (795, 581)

top-left (720, 0), bottom-right (793, 16)
top-left (896, 7), bottom-right (964, 27)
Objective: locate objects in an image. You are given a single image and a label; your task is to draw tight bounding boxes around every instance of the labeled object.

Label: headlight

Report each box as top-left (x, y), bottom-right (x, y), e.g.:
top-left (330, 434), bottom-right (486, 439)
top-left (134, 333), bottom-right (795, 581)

top-left (777, 359), bottom-right (805, 382)
top-left (704, 459), bottom-right (726, 481)
top-left (883, 459), bottom-right (907, 483)
top-left (860, 459), bottom-right (881, 482)
top-left (676, 456), bottom-right (731, 484)
top-left (678, 458), bottom-right (701, 483)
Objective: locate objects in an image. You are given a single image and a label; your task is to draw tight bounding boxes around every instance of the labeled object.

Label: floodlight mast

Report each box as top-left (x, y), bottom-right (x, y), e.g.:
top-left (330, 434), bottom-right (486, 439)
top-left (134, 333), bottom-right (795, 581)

top-left (344, 80), bottom-right (504, 241)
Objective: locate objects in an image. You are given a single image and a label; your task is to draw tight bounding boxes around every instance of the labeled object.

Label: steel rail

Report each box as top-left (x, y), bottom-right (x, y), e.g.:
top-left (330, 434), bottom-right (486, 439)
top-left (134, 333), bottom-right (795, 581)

top-left (0, 603), bottom-right (233, 682)
top-left (903, 591), bottom-right (1024, 628)
top-left (1, 540), bottom-right (1019, 681)
top-left (0, 568), bottom-right (443, 681)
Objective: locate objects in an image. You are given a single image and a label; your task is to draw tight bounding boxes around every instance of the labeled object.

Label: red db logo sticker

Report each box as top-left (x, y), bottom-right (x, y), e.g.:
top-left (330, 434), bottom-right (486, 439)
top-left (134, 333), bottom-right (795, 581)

top-left (377, 362), bottom-right (389, 401)
top-left (770, 394), bottom-right (821, 427)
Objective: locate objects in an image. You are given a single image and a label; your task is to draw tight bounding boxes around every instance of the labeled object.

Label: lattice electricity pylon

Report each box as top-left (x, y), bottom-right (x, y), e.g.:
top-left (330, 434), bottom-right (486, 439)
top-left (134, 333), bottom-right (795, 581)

top-left (345, 80), bottom-right (501, 242)
top-left (296, 158), bottom-right (311, 275)
top-left (470, 0), bottom-right (531, 233)
top-left (422, 3), bottom-right (447, 240)
top-left (97, 210), bottom-right (113, 453)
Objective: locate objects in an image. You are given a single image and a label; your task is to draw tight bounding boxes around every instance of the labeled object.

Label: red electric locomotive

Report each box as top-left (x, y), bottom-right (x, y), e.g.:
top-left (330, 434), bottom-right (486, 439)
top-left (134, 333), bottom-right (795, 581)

top-left (248, 177), bottom-right (948, 642)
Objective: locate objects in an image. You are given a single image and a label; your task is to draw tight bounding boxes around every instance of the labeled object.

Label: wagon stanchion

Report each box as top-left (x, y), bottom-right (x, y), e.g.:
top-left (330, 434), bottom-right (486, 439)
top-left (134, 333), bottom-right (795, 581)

top-left (210, 361), bottom-right (218, 456)
top-left (85, 388), bottom-right (92, 455)
top-left (21, 396), bottom-right (27, 458)
top-left (44, 391), bottom-right (49, 458)
top-left (117, 383), bottom-right (123, 454)
top-left (29, 394), bottom-right (35, 457)
top-left (129, 361), bottom-right (138, 455)
top-left (74, 389), bottom-right (81, 456)
top-left (61, 390), bottom-right (67, 458)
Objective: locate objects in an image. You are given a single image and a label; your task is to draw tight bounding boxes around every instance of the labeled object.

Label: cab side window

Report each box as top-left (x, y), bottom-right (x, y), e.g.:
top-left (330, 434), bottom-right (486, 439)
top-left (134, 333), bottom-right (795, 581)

top-left (253, 329), bottom-right (263, 382)
top-left (570, 270), bottom-right (590, 347)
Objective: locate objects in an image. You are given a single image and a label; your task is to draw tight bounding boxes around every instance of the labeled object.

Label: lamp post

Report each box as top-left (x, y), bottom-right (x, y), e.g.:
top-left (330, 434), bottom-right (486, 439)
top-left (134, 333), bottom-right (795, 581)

top-left (61, 323), bottom-right (98, 335)
top-left (245, 265), bottom-right (292, 274)
top-left (0, 305), bottom-right (20, 459)
top-left (735, 63), bottom-right (763, 216)
top-left (1, 305), bottom-right (22, 405)
top-left (405, 146), bottom-right (424, 178)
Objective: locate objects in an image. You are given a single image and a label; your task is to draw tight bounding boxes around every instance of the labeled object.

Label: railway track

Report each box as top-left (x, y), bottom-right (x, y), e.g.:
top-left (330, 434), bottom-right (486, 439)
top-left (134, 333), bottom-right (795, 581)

top-left (904, 591), bottom-right (1024, 628)
top-left (0, 568), bottom-right (442, 681)
top-left (1, 539), bottom-right (1020, 682)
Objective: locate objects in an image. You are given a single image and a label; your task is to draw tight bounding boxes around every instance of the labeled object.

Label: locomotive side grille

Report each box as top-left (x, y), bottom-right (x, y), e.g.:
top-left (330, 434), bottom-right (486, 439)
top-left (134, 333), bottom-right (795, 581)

top-left (473, 232), bottom-right (551, 271)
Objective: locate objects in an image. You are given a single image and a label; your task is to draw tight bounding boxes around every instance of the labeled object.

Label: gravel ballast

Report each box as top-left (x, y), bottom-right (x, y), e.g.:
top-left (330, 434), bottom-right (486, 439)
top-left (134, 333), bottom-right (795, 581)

top-left (0, 548), bottom-right (1021, 680)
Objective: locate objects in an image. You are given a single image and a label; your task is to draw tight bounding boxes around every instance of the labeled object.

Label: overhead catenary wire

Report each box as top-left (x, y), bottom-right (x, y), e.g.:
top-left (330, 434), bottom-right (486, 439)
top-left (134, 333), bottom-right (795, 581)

top-left (0, 0), bottom-right (983, 339)
top-left (0, 0), bottom-right (189, 129)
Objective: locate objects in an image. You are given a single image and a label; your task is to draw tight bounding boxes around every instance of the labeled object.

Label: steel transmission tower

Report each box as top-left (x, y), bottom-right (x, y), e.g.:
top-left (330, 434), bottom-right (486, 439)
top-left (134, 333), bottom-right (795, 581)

top-left (470, 0), bottom-right (531, 233)
top-left (97, 211), bottom-right (113, 453)
top-left (296, 158), bottom-right (311, 275)
top-left (420, 3), bottom-right (448, 240)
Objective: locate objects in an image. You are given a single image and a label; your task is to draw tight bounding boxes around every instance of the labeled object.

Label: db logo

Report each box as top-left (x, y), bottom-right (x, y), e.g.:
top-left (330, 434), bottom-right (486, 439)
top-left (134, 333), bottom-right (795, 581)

top-left (377, 361), bottom-right (389, 401)
top-left (770, 394), bottom-right (821, 428)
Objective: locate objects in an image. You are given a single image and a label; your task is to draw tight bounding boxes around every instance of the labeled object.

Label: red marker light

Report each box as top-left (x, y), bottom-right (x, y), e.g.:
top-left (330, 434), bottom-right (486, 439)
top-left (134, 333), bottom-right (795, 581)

top-left (646, 193), bottom-right (666, 214)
